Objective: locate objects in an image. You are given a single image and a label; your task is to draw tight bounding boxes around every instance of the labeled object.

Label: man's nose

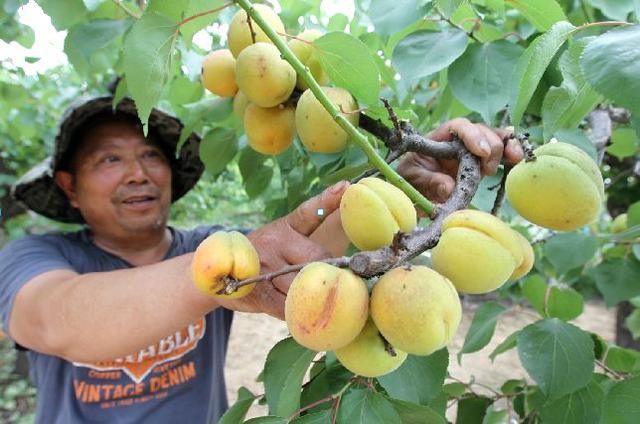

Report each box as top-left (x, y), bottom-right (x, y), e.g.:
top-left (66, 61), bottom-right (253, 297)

top-left (124, 157), bottom-right (150, 183)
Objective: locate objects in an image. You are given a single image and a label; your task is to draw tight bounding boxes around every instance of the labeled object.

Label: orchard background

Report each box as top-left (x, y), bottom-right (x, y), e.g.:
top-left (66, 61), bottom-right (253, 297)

top-left (1, 0), bottom-right (640, 423)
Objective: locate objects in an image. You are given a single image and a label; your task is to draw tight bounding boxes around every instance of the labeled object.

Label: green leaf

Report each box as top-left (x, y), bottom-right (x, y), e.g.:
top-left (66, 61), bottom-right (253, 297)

top-left (443, 382), bottom-right (467, 397)
top-left (378, 348), bottom-right (448, 404)
top-left (489, 331), bottom-right (518, 362)
top-left (369, 0), bottom-right (421, 36)
top-left (290, 410), bottom-right (332, 424)
top-left (389, 399), bottom-right (446, 424)
top-left (337, 389), bottom-right (402, 424)
top-left (392, 30), bottom-right (469, 84)
top-left (64, 20), bottom-right (130, 77)
top-left (608, 128), bottom-right (639, 160)
top-left (123, 11), bottom-right (177, 133)
top-left (199, 128), bottom-right (237, 176)
top-left (601, 376), bottom-right (640, 424)
top-left (244, 417), bottom-right (286, 424)
top-left (313, 32), bottom-right (380, 105)
top-left (435, 0), bottom-right (466, 17)
top-left (589, 257), bottom-right (640, 306)
top-left (180, 0), bottom-right (224, 45)
top-left (36, 0), bottom-right (87, 30)
top-left (509, 21), bottom-right (574, 126)
top-left (482, 407), bottom-right (509, 424)
top-left (586, 0), bottom-right (634, 20)
top-left (168, 74), bottom-right (204, 109)
top-left (581, 25), bottom-right (640, 116)
top-left (505, 0), bottom-right (567, 31)
top-left (178, 97), bottom-right (233, 149)
top-left (517, 319), bottom-right (594, 400)
top-left (264, 337), bottom-right (316, 417)
top-left (522, 275), bottom-right (584, 321)
top-left (238, 146), bottom-right (274, 199)
top-left (538, 380), bottom-right (604, 424)
top-left (15, 23), bottom-right (34, 48)
top-left (449, 41), bottom-right (524, 123)
top-left (458, 302), bottom-right (507, 362)
top-left (542, 38), bottom-right (602, 140)
top-left (147, 0), bottom-right (187, 21)
top-left (624, 307), bottom-right (640, 339)
top-left (544, 232), bottom-right (598, 275)
top-left (605, 346), bottom-right (640, 372)
top-left (456, 396), bottom-right (492, 424)
top-left (219, 387), bottom-right (256, 424)
top-left (629, 201), bottom-right (640, 228)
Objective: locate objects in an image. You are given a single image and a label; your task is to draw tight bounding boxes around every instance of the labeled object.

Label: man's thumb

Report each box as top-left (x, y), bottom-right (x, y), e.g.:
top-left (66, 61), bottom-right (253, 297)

top-left (285, 181), bottom-right (350, 236)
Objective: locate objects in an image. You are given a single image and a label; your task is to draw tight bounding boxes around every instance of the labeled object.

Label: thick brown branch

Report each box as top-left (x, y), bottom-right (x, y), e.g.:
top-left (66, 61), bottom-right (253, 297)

top-left (589, 107), bottom-right (612, 165)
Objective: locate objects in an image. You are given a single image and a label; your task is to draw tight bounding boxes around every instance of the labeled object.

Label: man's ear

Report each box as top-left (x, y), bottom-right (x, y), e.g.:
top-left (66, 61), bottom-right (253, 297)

top-left (54, 170), bottom-right (79, 208)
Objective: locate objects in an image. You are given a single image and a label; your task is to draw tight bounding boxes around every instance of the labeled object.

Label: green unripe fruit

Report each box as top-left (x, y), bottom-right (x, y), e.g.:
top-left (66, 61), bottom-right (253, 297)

top-left (340, 177), bottom-right (417, 251)
top-left (235, 42), bottom-right (296, 108)
top-left (295, 87), bottom-right (359, 153)
top-left (335, 319), bottom-right (407, 377)
top-left (227, 4), bottom-right (285, 57)
top-left (371, 266), bottom-right (461, 356)
top-left (506, 141), bottom-right (604, 231)
top-left (610, 213), bottom-right (628, 234)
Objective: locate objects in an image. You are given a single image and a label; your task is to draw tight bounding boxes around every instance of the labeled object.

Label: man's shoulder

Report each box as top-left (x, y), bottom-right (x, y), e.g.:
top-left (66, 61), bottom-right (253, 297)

top-left (1, 228), bottom-right (88, 252)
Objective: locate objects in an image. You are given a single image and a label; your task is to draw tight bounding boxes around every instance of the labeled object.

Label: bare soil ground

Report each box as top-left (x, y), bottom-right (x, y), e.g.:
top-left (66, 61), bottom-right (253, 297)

top-left (224, 300), bottom-right (616, 419)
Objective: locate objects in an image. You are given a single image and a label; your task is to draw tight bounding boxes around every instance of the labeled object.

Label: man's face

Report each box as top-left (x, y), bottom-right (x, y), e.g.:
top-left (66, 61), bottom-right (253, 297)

top-left (56, 119), bottom-right (173, 236)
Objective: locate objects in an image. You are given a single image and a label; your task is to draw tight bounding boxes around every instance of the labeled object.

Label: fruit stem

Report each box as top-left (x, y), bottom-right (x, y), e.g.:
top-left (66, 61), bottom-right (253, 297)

top-left (234, 0), bottom-right (435, 215)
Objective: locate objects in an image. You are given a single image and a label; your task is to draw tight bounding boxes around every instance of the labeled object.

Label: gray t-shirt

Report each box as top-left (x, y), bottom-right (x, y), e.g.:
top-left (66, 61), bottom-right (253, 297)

top-left (0, 225), bottom-right (240, 423)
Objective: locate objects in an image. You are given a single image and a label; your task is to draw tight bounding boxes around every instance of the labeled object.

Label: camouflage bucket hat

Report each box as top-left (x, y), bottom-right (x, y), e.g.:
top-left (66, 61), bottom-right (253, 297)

top-left (11, 96), bottom-right (204, 224)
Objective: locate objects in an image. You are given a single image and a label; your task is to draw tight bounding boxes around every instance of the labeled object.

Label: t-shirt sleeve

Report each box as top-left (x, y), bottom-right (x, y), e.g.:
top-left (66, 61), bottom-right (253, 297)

top-left (0, 236), bottom-right (75, 337)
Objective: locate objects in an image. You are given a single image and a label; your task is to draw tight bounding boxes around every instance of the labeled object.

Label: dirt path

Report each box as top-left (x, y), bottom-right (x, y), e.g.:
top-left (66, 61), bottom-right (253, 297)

top-left (224, 300), bottom-right (616, 419)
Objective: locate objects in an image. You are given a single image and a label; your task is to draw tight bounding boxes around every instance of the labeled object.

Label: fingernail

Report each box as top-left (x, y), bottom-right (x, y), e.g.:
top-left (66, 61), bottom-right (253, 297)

top-left (437, 184), bottom-right (448, 199)
top-left (479, 137), bottom-right (491, 156)
top-left (329, 181), bottom-right (348, 194)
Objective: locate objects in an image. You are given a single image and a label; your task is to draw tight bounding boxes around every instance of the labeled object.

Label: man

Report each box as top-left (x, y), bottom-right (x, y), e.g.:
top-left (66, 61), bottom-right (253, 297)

top-left (0, 96), bottom-right (520, 423)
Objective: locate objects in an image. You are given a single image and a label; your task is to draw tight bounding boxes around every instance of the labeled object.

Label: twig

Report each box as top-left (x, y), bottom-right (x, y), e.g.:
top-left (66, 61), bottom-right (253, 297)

top-left (595, 359), bottom-right (624, 380)
top-left (177, 2), bottom-right (234, 29)
top-left (247, 15), bottom-right (257, 44)
top-left (228, 257), bottom-right (350, 291)
top-left (352, 149), bottom-right (404, 183)
top-left (574, 21), bottom-right (633, 31)
top-left (491, 132), bottom-right (517, 215)
top-left (382, 98), bottom-right (402, 141)
top-left (438, 12), bottom-right (481, 42)
top-left (589, 107), bottom-right (612, 165)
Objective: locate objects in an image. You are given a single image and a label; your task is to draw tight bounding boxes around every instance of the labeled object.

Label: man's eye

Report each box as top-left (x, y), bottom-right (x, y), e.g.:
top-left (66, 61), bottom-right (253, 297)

top-left (102, 155), bottom-right (119, 163)
top-left (144, 150), bottom-right (163, 159)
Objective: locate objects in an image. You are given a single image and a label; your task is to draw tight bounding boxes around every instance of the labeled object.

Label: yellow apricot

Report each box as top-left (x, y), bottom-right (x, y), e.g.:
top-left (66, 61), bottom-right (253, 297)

top-left (201, 49), bottom-right (238, 97)
top-left (235, 42), bottom-right (296, 108)
top-left (340, 177), bottom-right (417, 251)
top-left (295, 87), bottom-right (359, 153)
top-left (288, 29), bottom-right (329, 90)
top-left (233, 91), bottom-right (249, 121)
top-left (244, 103), bottom-right (296, 155)
top-left (335, 319), bottom-right (407, 377)
top-left (227, 4), bottom-right (285, 58)
top-left (431, 209), bottom-right (524, 294)
top-left (510, 231), bottom-right (534, 280)
top-left (371, 266), bottom-right (461, 356)
top-left (506, 141), bottom-right (604, 231)
top-left (285, 262), bottom-right (369, 351)
top-left (191, 231), bottom-right (259, 299)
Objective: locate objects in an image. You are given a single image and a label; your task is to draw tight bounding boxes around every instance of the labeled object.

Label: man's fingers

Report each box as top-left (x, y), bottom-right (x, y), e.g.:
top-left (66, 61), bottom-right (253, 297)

top-left (285, 180), bottom-right (350, 236)
top-left (504, 137), bottom-right (524, 165)
top-left (281, 229), bottom-right (333, 264)
top-left (428, 118), bottom-right (492, 158)
top-left (477, 124), bottom-right (504, 175)
top-left (397, 153), bottom-right (456, 202)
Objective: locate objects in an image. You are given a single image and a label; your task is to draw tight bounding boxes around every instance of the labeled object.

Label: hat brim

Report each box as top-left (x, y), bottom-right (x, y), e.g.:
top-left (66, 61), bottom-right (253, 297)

top-left (11, 96), bottom-right (204, 224)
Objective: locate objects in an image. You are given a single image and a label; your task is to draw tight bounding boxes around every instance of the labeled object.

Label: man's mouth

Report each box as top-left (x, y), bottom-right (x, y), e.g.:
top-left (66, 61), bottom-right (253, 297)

top-left (122, 195), bottom-right (157, 204)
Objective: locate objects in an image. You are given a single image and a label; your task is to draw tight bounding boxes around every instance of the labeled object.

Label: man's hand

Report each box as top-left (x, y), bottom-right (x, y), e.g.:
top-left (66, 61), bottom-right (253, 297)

top-left (220, 181), bottom-right (350, 319)
top-left (397, 118), bottom-right (524, 202)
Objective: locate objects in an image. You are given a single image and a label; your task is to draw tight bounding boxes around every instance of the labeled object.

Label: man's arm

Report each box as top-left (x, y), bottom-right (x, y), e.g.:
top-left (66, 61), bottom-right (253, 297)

top-left (7, 181), bottom-right (350, 363)
top-left (9, 253), bottom-right (214, 363)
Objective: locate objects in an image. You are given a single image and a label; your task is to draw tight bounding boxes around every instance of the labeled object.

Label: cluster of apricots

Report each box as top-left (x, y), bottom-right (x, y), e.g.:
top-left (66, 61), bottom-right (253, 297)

top-left (195, 5), bottom-right (607, 378)
top-left (201, 4), bottom-right (359, 156)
